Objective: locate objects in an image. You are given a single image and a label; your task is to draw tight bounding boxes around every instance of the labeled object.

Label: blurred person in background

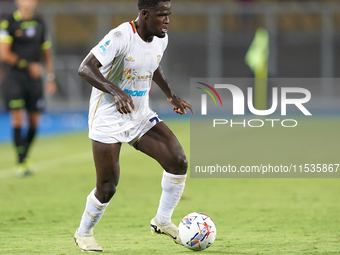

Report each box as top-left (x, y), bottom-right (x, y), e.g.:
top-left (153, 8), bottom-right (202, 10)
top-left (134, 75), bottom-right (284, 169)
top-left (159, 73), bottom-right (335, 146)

top-left (0, 0), bottom-right (56, 177)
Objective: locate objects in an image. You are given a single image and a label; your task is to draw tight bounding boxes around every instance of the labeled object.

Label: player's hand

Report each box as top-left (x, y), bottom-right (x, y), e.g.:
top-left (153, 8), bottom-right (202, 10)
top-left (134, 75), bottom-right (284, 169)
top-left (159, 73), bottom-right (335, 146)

top-left (28, 62), bottom-right (42, 79)
top-left (111, 89), bottom-right (136, 114)
top-left (167, 95), bottom-right (194, 115)
top-left (45, 80), bottom-right (56, 96)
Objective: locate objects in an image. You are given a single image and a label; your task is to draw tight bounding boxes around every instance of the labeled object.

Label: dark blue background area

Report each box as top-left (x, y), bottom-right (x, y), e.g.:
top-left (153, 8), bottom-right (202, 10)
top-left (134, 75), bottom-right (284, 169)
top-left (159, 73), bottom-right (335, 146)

top-left (0, 109), bottom-right (185, 144)
top-left (0, 110), bottom-right (89, 143)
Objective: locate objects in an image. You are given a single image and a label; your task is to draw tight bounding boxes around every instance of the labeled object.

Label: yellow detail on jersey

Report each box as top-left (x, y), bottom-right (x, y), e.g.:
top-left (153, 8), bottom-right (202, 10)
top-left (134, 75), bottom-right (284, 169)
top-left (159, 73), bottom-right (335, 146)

top-left (41, 41), bottom-right (52, 50)
top-left (13, 10), bottom-right (22, 21)
top-left (0, 35), bottom-right (13, 43)
top-left (90, 58), bottom-right (115, 128)
top-left (21, 21), bottom-right (38, 29)
top-left (90, 92), bottom-right (104, 129)
top-left (106, 57), bottom-right (116, 80)
top-left (129, 21), bottom-right (137, 33)
top-left (0, 20), bottom-right (9, 29)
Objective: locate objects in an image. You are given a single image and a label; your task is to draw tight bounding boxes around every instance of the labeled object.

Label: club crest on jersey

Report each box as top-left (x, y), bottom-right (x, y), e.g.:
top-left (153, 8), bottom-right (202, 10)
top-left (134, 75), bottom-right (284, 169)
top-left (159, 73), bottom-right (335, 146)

top-left (99, 40), bottom-right (111, 52)
top-left (25, 27), bottom-right (36, 37)
top-left (15, 29), bottom-right (23, 37)
top-left (114, 31), bottom-right (123, 38)
top-left (121, 68), bottom-right (138, 84)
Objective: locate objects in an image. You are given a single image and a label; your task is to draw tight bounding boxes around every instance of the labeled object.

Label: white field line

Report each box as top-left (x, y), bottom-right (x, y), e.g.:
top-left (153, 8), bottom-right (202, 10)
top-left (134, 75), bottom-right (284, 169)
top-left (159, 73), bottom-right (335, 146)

top-left (0, 147), bottom-right (134, 179)
top-left (0, 151), bottom-right (92, 179)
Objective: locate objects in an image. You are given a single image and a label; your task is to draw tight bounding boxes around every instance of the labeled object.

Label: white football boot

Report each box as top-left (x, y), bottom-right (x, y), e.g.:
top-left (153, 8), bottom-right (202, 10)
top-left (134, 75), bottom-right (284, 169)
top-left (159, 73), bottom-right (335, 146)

top-left (74, 229), bottom-right (103, 252)
top-left (150, 218), bottom-right (181, 244)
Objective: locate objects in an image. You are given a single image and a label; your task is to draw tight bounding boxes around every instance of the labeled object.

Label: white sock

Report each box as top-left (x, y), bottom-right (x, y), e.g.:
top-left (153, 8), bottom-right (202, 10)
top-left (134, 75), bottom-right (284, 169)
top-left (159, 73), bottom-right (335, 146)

top-left (78, 188), bottom-right (109, 236)
top-left (156, 170), bottom-right (186, 225)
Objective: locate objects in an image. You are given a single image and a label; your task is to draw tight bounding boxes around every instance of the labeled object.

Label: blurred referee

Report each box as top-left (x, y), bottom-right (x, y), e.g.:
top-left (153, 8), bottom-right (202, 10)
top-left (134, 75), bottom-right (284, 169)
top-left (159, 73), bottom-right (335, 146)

top-left (0, 0), bottom-right (56, 177)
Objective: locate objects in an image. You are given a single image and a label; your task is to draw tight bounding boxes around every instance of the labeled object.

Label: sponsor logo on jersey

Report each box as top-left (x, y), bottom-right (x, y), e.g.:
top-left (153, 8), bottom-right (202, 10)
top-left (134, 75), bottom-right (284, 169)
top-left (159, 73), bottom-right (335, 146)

top-left (121, 68), bottom-right (153, 85)
top-left (138, 74), bottom-right (153, 79)
top-left (124, 89), bottom-right (147, 97)
top-left (125, 56), bottom-right (135, 62)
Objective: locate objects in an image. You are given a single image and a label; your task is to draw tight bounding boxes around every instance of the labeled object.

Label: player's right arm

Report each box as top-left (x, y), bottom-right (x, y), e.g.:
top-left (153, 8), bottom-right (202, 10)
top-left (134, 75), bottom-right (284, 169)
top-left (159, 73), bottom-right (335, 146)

top-left (0, 20), bottom-right (19, 65)
top-left (0, 41), bottom-right (18, 65)
top-left (0, 39), bottom-right (41, 79)
top-left (78, 52), bottom-right (135, 114)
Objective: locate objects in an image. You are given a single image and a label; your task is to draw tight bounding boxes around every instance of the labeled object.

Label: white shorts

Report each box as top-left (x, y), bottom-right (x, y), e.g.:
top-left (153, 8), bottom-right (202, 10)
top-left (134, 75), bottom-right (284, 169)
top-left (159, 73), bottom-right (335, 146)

top-left (89, 111), bottom-right (162, 146)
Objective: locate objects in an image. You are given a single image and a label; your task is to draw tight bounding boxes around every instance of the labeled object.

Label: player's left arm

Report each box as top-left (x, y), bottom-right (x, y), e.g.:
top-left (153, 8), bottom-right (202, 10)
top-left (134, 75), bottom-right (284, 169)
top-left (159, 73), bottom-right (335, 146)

top-left (153, 66), bottom-right (194, 115)
top-left (42, 47), bottom-right (56, 95)
top-left (41, 19), bottom-right (56, 96)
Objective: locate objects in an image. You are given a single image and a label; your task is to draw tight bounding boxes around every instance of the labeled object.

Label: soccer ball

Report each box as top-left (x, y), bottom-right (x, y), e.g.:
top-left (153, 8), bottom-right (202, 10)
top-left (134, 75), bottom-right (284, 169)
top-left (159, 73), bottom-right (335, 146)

top-left (178, 212), bottom-right (217, 251)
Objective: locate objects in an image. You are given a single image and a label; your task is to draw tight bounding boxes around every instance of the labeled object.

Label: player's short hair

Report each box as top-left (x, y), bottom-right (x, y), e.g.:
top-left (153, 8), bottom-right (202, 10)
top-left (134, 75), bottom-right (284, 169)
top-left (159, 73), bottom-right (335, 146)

top-left (138, 0), bottom-right (170, 10)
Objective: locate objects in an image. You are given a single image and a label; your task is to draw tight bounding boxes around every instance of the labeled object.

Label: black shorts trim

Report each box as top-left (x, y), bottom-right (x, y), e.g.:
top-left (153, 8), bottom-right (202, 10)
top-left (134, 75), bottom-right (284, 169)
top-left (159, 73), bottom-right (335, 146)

top-left (2, 69), bottom-right (45, 112)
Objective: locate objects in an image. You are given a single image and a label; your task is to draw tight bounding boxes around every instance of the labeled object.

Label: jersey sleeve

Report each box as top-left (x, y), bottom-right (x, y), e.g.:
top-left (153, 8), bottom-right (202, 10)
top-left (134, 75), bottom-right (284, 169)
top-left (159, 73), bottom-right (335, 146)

top-left (40, 19), bottom-right (52, 50)
top-left (91, 25), bottom-right (130, 67)
top-left (0, 19), bottom-right (13, 44)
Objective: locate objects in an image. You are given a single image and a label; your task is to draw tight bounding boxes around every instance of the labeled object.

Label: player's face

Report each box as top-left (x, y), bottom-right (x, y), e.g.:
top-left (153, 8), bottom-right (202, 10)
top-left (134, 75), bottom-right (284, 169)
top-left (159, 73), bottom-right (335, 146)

top-left (15, 0), bottom-right (38, 14)
top-left (146, 1), bottom-right (171, 38)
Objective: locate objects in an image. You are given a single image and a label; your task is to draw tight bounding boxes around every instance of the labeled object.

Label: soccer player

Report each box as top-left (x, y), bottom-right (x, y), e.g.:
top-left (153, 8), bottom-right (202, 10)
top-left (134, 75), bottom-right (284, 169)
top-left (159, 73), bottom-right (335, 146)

top-left (0, 0), bottom-right (56, 177)
top-left (74, 0), bottom-right (193, 252)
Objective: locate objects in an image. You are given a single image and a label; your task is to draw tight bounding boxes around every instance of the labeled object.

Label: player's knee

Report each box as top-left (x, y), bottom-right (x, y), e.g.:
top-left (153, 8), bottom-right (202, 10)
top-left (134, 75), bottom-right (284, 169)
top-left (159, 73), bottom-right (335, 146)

top-left (172, 154), bottom-right (188, 175)
top-left (97, 181), bottom-right (117, 203)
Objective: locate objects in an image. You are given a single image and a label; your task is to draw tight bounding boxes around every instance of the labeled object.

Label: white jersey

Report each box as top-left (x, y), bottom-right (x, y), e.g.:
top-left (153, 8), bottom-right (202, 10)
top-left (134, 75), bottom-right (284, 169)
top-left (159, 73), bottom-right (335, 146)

top-left (89, 21), bottom-right (168, 136)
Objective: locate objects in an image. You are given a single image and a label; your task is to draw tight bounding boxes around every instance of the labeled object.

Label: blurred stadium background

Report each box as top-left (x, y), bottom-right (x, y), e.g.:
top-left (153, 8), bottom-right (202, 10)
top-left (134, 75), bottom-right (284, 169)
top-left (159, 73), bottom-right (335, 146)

top-left (1, 2), bottom-right (340, 253)
top-left (0, 0), bottom-right (340, 141)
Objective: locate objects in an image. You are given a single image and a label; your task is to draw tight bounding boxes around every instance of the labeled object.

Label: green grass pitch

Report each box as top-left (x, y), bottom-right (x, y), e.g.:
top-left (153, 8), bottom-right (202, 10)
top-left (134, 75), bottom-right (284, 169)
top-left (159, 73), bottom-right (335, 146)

top-left (0, 119), bottom-right (339, 254)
